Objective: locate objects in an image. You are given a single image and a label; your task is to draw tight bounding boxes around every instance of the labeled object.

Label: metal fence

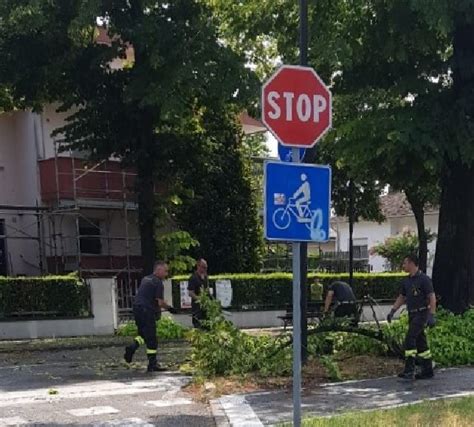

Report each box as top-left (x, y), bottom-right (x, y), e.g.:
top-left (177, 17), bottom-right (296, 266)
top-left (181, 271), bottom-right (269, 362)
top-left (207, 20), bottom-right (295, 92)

top-left (115, 273), bottom-right (141, 322)
top-left (261, 251), bottom-right (370, 273)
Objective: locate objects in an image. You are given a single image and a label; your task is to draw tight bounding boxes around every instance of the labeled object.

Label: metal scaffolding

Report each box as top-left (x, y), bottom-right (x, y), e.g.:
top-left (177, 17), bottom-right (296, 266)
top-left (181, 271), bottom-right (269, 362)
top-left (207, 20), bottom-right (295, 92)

top-left (0, 144), bottom-right (142, 278)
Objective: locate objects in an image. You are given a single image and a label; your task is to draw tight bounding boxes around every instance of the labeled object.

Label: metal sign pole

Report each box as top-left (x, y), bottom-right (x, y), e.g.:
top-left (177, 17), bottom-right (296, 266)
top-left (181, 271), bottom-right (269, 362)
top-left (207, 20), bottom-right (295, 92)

top-left (293, 1), bottom-right (307, 424)
top-left (292, 147), bottom-right (302, 427)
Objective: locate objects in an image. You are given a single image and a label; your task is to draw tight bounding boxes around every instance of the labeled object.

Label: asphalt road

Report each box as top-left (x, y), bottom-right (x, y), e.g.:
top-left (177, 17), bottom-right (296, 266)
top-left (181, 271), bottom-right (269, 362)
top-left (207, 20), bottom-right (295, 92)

top-left (0, 342), bottom-right (214, 427)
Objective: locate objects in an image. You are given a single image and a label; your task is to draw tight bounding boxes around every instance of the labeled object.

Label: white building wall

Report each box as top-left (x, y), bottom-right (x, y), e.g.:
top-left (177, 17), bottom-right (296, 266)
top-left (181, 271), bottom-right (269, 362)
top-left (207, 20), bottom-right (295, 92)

top-left (40, 104), bottom-right (72, 159)
top-left (0, 107), bottom-right (141, 275)
top-left (0, 112), bottom-right (44, 275)
top-left (335, 213), bottom-right (440, 274)
top-left (336, 220), bottom-right (391, 272)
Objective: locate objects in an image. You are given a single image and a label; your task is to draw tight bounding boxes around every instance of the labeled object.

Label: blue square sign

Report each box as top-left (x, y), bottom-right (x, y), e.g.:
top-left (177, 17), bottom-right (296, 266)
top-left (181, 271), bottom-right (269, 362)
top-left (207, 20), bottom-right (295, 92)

top-left (264, 161), bottom-right (331, 242)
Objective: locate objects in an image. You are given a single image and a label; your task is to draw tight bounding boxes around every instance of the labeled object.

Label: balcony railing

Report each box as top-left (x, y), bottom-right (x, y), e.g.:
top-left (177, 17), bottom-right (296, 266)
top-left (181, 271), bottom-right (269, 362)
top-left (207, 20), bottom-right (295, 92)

top-left (39, 157), bottom-right (137, 204)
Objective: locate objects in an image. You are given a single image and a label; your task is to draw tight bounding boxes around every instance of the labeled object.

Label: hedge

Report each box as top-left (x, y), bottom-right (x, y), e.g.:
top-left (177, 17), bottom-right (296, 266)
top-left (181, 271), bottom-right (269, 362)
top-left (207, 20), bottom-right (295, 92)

top-left (0, 274), bottom-right (91, 320)
top-left (172, 272), bottom-right (405, 310)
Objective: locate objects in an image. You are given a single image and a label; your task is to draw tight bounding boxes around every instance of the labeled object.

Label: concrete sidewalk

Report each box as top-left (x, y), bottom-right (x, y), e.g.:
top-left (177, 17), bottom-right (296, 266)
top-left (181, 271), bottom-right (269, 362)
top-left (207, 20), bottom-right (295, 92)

top-left (212, 367), bottom-right (474, 426)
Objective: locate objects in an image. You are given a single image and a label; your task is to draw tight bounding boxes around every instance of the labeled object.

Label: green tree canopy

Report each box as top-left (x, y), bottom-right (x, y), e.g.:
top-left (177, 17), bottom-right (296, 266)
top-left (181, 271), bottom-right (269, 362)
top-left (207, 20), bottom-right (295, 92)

top-left (209, 0), bottom-right (474, 312)
top-left (0, 0), bottom-right (262, 273)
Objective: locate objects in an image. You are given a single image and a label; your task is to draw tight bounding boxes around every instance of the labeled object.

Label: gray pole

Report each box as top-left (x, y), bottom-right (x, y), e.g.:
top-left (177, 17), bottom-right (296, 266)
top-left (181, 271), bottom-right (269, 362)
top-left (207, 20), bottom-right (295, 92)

top-left (292, 148), bottom-right (302, 427)
top-left (299, 0), bottom-right (309, 365)
top-left (349, 179), bottom-right (354, 286)
top-left (294, 1), bottom-right (308, 425)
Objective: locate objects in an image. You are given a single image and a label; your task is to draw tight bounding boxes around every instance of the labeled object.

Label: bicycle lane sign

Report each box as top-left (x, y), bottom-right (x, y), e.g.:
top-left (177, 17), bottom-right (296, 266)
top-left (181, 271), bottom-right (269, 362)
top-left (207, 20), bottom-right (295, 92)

top-left (264, 161), bottom-right (331, 242)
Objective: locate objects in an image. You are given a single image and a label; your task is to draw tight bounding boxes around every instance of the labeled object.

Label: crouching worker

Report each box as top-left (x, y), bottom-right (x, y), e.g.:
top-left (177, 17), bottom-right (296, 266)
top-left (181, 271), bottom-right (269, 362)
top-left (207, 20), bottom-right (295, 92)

top-left (323, 280), bottom-right (358, 326)
top-left (124, 260), bottom-right (177, 372)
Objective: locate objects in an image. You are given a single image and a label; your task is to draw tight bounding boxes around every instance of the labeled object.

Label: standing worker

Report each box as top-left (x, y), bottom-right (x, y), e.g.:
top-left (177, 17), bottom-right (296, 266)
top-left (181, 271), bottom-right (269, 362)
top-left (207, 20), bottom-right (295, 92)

top-left (124, 261), bottom-right (177, 372)
top-left (323, 280), bottom-right (358, 326)
top-left (188, 258), bottom-right (209, 329)
top-left (387, 254), bottom-right (436, 380)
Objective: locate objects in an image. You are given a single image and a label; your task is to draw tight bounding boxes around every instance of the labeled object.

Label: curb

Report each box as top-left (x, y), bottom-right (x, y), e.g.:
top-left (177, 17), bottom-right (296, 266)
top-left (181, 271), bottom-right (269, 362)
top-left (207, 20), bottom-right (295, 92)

top-left (210, 399), bottom-right (231, 427)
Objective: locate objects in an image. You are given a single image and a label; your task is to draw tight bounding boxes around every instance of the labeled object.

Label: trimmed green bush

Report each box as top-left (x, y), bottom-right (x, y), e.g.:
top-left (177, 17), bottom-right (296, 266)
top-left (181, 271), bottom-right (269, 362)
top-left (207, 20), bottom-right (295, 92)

top-left (309, 309), bottom-right (474, 367)
top-left (116, 316), bottom-right (189, 340)
top-left (172, 273), bottom-right (404, 310)
top-left (0, 274), bottom-right (91, 319)
top-left (383, 309), bottom-right (474, 366)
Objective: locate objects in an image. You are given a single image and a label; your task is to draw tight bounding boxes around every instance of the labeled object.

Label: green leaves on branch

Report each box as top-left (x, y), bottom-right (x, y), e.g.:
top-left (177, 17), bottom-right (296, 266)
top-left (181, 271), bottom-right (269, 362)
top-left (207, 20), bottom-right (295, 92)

top-left (383, 309), bottom-right (474, 366)
top-left (186, 293), bottom-right (292, 377)
top-left (370, 229), bottom-right (435, 271)
top-left (155, 231), bottom-right (199, 276)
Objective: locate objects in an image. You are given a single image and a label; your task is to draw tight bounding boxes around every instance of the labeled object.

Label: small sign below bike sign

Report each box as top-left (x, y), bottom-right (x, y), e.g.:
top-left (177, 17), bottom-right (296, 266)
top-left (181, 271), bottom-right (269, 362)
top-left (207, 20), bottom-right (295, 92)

top-left (264, 161), bottom-right (331, 242)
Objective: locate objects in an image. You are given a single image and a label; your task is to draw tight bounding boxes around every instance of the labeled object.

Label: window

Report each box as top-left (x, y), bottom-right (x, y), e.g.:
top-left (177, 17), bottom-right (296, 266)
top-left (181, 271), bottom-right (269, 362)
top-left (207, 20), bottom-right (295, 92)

top-left (352, 238), bottom-right (369, 260)
top-left (79, 218), bottom-right (102, 255)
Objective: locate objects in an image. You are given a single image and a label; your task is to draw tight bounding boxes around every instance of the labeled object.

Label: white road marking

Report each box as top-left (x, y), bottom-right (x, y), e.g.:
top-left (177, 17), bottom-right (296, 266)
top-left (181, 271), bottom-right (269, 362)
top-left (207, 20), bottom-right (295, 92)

top-left (218, 395), bottom-right (264, 427)
top-left (144, 398), bottom-right (193, 408)
top-left (68, 406), bottom-right (120, 417)
top-left (0, 417), bottom-right (28, 426)
top-left (93, 418), bottom-right (154, 426)
top-left (0, 376), bottom-right (190, 408)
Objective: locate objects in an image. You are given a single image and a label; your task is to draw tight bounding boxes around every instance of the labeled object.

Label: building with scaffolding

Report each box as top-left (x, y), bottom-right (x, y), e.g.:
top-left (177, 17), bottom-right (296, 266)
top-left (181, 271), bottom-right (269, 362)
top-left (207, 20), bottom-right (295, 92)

top-left (0, 104), bottom-right (143, 278)
top-left (0, 106), bottom-right (266, 278)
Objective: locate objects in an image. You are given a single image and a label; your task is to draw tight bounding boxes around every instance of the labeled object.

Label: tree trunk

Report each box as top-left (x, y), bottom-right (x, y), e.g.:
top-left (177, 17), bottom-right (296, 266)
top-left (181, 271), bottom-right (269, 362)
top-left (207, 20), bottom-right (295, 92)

top-left (129, 3), bottom-right (157, 275)
top-left (433, 163), bottom-right (474, 313)
top-left (137, 156), bottom-right (156, 274)
top-left (432, 19), bottom-right (474, 313)
top-left (405, 191), bottom-right (428, 273)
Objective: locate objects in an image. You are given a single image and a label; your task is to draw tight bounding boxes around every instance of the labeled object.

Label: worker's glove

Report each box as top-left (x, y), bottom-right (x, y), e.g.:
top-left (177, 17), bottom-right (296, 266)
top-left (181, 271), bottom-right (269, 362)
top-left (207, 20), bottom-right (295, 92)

top-left (426, 313), bottom-right (436, 328)
top-left (168, 307), bottom-right (178, 314)
top-left (386, 308), bottom-right (396, 324)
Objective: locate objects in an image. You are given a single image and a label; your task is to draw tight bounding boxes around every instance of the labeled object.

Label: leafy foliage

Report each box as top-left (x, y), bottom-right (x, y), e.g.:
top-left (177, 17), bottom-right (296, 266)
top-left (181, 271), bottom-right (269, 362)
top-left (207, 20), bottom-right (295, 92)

top-left (175, 110), bottom-right (264, 274)
top-left (209, 0), bottom-right (474, 312)
top-left (172, 273), bottom-right (405, 309)
top-left (370, 228), bottom-right (435, 271)
top-left (320, 356), bottom-right (342, 382)
top-left (307, 309), bottom-right (474, 367)
top-left (187, 298), bottom-right (472, 379)
top-left (155, 231), bottom-right (199, 275)
top-left (0, 1), bottom-right (260, 273)
top-left (383, 309), bottom-right (474, 366)
top-left (116, 316), bottom-right (189, 340)
top-left (0, 274), bottom-right (90, 319)
top-left (186, 293), bottom-right (292, 377)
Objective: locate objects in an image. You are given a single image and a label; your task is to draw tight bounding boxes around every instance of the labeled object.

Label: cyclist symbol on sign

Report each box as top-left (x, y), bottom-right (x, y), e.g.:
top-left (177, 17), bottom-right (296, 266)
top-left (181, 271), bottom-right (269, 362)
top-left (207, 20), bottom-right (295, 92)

top-left (272, 174), bottom-right (327, 241)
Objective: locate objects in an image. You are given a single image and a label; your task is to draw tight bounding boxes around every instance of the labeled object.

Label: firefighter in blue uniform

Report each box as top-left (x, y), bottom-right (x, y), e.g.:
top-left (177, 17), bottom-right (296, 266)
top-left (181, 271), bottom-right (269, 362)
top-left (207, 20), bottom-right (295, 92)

top-left (387, 254), bottom-right (437, 380)
top-left (124, 261), bottom-right (177, 372)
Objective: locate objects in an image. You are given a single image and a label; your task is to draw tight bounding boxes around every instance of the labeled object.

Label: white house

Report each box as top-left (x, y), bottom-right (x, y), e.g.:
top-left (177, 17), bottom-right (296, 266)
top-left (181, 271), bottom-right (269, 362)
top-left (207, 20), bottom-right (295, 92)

top-left (333, 192), bottom-right (439, 274)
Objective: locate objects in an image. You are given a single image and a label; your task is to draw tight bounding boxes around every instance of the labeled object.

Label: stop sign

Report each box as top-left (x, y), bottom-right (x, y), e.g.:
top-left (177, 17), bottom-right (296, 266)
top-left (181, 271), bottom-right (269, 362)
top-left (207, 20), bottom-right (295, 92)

top-left (262, 65), bottom-right (332, 148)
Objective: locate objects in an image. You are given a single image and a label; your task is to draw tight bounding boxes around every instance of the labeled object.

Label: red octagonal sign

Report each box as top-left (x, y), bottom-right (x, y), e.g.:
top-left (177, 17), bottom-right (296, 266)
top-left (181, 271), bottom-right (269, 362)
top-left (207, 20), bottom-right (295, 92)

top-left (262, 65), bottom-right (332, 148)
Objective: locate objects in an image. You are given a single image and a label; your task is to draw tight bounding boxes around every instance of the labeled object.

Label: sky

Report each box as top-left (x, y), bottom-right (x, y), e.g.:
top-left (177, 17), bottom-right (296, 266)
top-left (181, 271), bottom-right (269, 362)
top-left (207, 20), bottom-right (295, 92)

top-left (265, 132), bottom-right (279, 158)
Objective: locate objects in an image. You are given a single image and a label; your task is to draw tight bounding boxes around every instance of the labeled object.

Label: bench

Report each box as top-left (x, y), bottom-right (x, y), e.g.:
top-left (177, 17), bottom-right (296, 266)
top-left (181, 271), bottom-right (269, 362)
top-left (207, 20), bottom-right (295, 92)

top-left (277, 297), bottom-right (396, 330)
top-left (278, 301), bottom-right (324, 330)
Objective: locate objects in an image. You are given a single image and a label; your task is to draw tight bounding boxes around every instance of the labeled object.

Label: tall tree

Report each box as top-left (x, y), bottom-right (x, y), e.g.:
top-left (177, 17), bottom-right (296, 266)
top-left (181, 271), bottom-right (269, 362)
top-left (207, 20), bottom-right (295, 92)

top-left (0, 0), bottom-right (258, 273)
top-left (176, 109), bottom-right (264, 273)
top-left (210, 0), bottom-right (473, 312)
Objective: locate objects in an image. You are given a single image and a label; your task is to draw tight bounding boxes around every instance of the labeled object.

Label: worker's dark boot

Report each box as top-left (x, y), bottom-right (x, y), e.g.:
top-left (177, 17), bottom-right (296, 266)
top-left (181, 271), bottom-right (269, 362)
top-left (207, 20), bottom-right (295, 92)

top-left (415, 359), bottom-right (434, 380)
top-left (398, 357), bottom-right (416, 380)
top-left (147, 354), bottom-right (166, 372)
top-left (124, 341), bottom-right (139, 364)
